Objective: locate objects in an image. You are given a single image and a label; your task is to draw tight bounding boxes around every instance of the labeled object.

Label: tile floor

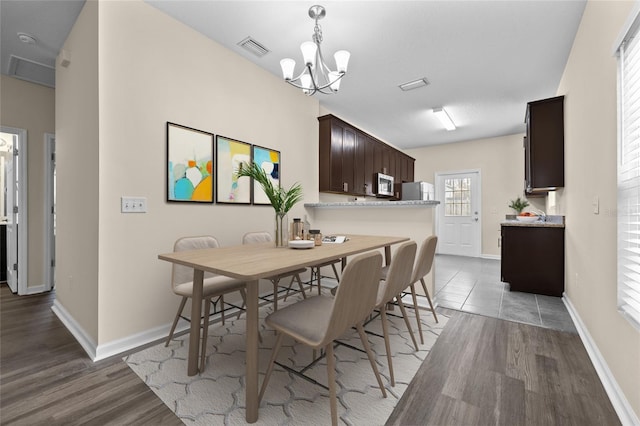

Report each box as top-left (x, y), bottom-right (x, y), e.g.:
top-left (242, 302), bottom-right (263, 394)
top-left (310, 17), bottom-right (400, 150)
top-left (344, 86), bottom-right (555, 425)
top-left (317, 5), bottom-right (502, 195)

top-left (432, 254), bottom-right (577, 333)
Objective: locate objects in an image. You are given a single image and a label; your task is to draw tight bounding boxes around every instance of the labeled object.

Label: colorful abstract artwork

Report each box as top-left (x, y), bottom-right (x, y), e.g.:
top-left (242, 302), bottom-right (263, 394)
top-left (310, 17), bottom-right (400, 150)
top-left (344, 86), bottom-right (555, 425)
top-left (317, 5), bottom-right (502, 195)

top-left (167, 123), bottom-right (214, 203)
top-left (252, 145), bottom-right (280, 205)
top-left (216, 136), bottom-right (252, 204)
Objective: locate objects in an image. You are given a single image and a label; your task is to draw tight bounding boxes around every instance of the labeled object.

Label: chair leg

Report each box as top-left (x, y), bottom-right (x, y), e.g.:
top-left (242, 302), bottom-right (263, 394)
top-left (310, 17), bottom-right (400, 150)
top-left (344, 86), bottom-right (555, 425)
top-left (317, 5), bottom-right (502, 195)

top-left (410, 284), bottom-right (424, 345)
top-left (259, 332), bottom-right (284, 403)
top-left (237, 288), bottom-right (248, 320)
top-left (330, 263), bottom-right (340, 283)
top-left (272, 279), bottom-right (280, 311)
top-left (420, 278), bottom-right (439, 323)
top-left (380, 306), bottom-right (395, 387)
top-left (166, 297), bottom-right (187, 346)
top-left (397, 296), bottom-right (419, 351)
top-left (284, 273), bottom-right (307, 302)
top-left (200, 297), bottom-right (212, 372)
top-left (325, 342), bottom-right (338, 426)
top-left (317, 268), bottom-right (322, 295)
top-left (356, 323), bottom-right (387, 397)
top-left (220, 294), bottom-right (225, 325)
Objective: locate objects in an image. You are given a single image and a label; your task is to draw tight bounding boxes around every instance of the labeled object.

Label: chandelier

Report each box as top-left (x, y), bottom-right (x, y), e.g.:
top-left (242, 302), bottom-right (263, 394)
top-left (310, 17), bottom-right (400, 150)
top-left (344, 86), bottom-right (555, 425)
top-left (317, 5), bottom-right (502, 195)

top-left (280, 5), bottom-right (350, 96)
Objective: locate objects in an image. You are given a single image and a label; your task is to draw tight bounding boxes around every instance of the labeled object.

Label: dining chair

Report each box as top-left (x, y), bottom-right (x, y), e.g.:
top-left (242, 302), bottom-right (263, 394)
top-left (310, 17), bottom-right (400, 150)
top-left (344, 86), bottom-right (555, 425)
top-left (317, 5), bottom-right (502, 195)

top-left (259, 251), bottom-right (387, 426)
top-left (374, 240), bottom-right (418, 387)
top-left (165, 235), bottom-right (248, 372)
top-left (242, 231), bottom-right (307, 311)
top-left (380, 235), bottom-right (439, 345)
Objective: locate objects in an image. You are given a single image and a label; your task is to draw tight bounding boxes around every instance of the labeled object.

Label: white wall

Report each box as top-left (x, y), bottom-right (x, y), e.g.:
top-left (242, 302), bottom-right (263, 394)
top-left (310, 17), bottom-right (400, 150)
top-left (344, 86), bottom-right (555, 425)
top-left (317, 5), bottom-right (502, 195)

top-left (557, 0), bottom-right (639, 418)
top-left (56, 0), bottom-right (318, 349)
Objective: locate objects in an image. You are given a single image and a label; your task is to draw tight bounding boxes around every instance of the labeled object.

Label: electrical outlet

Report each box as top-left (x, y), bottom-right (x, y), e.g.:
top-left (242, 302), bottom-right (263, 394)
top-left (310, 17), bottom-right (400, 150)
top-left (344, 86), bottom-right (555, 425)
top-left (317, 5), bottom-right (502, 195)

top-left (121, 196), bottom-right (147, 213)
top-left (592, 196), bottom-right (599, 214)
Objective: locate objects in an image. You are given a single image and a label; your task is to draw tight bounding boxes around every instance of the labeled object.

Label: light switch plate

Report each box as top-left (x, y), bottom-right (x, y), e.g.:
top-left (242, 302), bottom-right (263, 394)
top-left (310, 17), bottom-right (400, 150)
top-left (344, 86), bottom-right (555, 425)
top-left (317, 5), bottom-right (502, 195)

top-left (121, 196), bottom-right (147, 213)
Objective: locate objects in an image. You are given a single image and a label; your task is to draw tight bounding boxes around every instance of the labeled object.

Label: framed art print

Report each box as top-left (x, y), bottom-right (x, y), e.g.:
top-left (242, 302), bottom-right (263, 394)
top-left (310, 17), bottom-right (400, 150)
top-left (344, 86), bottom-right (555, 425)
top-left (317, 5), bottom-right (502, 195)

top-left (216, 135), bottom-right (252, 204)
top-left (252, 145), bottom-right (280, 205)
top-left (166, 122), bottom-right (214, 203)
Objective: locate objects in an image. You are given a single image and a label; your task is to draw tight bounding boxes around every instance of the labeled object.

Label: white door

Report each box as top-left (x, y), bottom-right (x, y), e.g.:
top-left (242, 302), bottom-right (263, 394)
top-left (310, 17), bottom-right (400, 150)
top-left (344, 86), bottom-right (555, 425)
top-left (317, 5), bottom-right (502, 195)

top-left (4, 134), bottom-right (17, 292)
top-left (1, 127), bottom-right (27, 294)
top-left (436, 170), bottom-right (481, 257)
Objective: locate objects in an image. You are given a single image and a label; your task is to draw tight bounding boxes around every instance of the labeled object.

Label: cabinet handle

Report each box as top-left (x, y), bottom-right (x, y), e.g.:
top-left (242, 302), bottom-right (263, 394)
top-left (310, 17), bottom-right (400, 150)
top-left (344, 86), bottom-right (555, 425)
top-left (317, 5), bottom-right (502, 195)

top-left (343, 182), bottom-right (348, 192)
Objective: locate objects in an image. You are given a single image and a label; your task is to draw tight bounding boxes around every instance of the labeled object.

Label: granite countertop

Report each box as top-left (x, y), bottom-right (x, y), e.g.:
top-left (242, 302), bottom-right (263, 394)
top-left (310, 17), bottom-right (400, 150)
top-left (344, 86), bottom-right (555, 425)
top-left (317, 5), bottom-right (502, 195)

top-left (304, 200), bottom-right (440, 208)
top-left (501, 215), bottom-right (565, 228)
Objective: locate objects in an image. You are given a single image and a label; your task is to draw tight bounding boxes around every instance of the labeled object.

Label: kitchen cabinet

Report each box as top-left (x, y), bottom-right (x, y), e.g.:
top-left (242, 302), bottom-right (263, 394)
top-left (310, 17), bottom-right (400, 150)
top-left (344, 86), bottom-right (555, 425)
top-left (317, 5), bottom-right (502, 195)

top-left (501, 224), bottom-right (564, 296)
top-left (524, 95), bottom-right (564, 194)
top-left (319, 114), bottom-right (414, 196)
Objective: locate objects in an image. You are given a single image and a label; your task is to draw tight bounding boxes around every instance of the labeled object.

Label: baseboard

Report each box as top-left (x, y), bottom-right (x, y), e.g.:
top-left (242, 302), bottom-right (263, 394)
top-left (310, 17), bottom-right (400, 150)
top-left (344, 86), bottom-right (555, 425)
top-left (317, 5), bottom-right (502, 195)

top-left (51, 299), bottom-right (97, 360)
top-left (95, 322), bottom-right (181, 362)
top-left (24, 284), bottom-right (47, 295)
top-left (481, 254), bottom-right (500, 260)
top-left (563, 295), bottom-right (640, 426)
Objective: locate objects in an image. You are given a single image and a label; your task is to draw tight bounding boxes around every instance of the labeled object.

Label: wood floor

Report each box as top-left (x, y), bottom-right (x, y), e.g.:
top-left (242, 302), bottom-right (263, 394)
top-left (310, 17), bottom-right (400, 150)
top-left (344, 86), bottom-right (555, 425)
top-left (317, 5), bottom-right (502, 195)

top-left (1, 286), bottom-right (620, 425)
top-left (386, 308), bottom-right (621, 425)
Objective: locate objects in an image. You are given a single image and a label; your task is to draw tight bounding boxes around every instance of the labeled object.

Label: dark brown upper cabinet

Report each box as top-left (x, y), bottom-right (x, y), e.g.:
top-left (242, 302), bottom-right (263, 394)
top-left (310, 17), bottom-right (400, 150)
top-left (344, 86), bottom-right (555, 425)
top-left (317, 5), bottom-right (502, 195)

top-left (319, 114), bottom-right (414, 196)
top-left (524, 95), bottom-right (564, 194)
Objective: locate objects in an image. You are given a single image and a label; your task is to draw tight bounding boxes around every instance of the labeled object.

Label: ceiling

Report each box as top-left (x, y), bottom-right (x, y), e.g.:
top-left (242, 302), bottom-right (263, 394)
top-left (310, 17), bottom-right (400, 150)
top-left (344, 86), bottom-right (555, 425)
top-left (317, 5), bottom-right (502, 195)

top-left (1, 0), bottom-right (586, 150)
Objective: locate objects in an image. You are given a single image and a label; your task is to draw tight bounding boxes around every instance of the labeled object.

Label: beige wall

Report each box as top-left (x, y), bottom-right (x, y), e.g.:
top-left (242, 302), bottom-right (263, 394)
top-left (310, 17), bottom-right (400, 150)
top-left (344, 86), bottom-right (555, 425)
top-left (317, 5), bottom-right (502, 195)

top-left (0, 75), bottom-right (55, 290)
top-left (56, 0), bottom-right (318, 347)
top-left (557, 0), bottom-right (639, 417)
top-left (407, 133), bottom-right (538, 257)
top-left (55, 0), bottom-right (100, 342)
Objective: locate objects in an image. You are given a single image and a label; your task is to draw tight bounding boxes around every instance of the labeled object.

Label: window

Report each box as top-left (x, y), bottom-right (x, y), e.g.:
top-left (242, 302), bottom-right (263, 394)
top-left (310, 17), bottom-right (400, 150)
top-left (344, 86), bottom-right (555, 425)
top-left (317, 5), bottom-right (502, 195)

top-left (617, 11), bottom-right (640, 331)
top-left (444, 177), bottom-right (471, 217)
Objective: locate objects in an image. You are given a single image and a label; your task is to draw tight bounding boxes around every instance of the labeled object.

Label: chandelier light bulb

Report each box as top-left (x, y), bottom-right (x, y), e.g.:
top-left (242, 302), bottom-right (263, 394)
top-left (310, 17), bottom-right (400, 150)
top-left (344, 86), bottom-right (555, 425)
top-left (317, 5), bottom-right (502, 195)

top-left (329, 71), bottom-right (341, 92)
top-left (300, 41), bottom-right (317, 68)
top-left (280, 58), bottom-right (296, 80)
top-left (334, 50), bottom-right (350, 74)
top-left (301, 74), bottom-right (313, 94)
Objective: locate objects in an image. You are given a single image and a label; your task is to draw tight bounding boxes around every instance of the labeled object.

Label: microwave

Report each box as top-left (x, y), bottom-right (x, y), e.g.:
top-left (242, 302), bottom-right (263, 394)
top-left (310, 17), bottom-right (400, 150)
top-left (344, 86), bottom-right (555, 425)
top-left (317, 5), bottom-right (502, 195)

top-left (374, 173), bottom-right (394, 196)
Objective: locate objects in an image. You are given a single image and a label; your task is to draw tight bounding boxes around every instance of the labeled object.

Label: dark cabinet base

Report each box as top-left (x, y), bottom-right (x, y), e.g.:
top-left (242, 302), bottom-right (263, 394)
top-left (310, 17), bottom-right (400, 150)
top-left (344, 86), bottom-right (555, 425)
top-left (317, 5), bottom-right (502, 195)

top-left (501, 225), bottom-right (565, 297)
top-left (1, 224), bottom-right (6, 282)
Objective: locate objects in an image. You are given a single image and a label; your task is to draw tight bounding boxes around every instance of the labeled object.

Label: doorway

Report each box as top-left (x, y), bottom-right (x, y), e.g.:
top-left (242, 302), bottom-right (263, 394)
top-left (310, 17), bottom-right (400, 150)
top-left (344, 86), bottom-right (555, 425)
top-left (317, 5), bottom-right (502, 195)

top-left (0, 126), bottom-right (28, 294)
top-left (435, 170), bottom-right (481, 257)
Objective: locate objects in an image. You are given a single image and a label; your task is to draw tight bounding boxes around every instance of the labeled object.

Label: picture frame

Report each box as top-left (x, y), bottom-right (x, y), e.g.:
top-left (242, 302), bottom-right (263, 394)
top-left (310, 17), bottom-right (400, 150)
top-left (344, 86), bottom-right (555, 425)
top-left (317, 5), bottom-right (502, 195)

top-left (216, 135), bottom-right (252, 204)
top-left (252, 145), bottom-right (281, 205)
top-left (166, 122), bottom-right (214, 203)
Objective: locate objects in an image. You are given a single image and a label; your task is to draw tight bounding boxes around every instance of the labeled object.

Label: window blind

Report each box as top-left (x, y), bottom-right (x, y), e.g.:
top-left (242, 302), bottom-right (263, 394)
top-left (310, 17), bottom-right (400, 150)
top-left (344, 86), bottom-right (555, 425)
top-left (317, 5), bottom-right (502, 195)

top-left (618, 20), bottom-right (640, 331)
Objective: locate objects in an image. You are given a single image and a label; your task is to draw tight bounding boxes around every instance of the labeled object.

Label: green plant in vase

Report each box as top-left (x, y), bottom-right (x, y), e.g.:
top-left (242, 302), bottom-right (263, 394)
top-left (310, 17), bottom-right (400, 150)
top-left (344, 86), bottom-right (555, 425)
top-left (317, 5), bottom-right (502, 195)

top-left (236, 161), bottom-right (303, 247)
top-left (508, 195), bottom-right (530, 215)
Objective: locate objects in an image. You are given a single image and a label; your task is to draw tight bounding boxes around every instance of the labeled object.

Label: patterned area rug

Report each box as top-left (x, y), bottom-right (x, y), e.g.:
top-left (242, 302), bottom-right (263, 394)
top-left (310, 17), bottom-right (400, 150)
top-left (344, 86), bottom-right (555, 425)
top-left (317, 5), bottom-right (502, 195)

top-left (125, 289), bottom-right (448, 425)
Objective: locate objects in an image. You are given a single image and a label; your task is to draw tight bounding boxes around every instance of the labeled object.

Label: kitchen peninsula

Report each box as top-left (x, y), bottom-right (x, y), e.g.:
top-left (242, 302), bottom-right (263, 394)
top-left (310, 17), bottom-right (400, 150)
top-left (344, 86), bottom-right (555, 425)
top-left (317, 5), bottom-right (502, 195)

top-left (304, 195), bottom-right (439, 296)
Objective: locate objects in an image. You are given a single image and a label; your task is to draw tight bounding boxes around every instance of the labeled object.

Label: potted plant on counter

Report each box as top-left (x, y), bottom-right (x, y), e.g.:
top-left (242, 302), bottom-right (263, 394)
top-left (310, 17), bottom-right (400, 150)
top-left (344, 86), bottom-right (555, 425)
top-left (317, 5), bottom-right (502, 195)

top-left (236, 161), bottom-right (303, 247)
top-left (508, 195), bottom-right (530, 215)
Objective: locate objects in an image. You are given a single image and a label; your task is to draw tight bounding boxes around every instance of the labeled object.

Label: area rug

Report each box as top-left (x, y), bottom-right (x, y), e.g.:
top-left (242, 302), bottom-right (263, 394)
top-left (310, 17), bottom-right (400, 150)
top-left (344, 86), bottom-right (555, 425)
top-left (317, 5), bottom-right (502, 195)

top-left (124, 289), bottom-right (448, 425)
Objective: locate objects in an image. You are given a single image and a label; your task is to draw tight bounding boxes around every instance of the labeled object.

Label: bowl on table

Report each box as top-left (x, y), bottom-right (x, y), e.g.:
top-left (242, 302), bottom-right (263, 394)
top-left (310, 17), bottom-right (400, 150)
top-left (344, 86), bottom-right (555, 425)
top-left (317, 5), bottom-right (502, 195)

top-left (516, 214), bottom-right (539, 223)
top-left (288, 239), bottom-right (315, 249)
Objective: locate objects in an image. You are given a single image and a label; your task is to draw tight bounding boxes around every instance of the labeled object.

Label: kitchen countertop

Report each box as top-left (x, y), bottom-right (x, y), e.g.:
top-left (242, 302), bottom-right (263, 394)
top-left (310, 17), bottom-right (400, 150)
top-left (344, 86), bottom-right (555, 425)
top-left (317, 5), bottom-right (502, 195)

top-left (501, 215), bottom-right (565, 228)
top-left (304, 200), bottom-right (440, 208)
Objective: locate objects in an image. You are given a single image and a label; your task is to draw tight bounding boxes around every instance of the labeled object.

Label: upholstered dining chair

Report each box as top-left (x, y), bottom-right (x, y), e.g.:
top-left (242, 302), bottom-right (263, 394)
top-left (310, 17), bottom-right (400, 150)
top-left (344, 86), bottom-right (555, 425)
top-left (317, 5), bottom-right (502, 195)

top-left (374, 240), bottom-right (418, 387)
top-left (259, 251), bottom-right (387, 426)
top-left (242, 231), bottom-right (307, 311)
top-left (165, 235), bottom-right (248, 371)
top-left (380, 235), bottom-right (439, 345)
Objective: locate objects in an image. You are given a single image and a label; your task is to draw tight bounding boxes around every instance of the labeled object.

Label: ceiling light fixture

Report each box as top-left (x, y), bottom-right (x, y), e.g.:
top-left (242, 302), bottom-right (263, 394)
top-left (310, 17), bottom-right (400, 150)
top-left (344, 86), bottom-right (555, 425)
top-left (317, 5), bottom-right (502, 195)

top-left (17, 32), bottom-right (37, 45)
top-left (399, 78), bottom-right (429, 91)
top-left (280, 5), bottom-right (350, 96)
top-left (433, 107), bottom-right (456, 131)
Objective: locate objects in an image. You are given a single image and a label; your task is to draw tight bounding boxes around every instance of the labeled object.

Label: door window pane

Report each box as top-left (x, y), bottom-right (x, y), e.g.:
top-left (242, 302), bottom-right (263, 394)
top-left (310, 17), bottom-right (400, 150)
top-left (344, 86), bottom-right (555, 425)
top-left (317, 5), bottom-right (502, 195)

top-left (444, 177), bottom-right (471, 217)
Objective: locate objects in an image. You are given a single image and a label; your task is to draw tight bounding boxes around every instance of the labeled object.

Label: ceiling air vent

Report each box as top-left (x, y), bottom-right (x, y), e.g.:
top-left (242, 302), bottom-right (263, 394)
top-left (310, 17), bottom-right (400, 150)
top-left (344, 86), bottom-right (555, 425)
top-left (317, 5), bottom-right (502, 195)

top-left (7, 55), bottom-right (55, 88)
top-left (237, 37), bottom-right (270, 58)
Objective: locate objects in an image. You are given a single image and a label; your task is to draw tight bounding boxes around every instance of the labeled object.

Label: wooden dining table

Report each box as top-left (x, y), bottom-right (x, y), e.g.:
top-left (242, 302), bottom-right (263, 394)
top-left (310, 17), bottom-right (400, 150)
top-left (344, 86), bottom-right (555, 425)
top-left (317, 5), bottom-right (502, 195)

top-left (158, 233), bottom-right (409, 423)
